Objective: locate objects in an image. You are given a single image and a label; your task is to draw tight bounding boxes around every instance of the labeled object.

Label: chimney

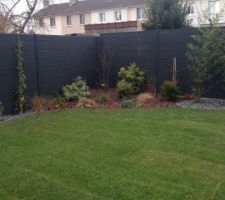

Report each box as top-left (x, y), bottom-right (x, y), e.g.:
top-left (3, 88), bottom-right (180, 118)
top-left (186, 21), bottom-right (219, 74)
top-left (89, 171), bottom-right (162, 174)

top-left (43, 0), bottom-right (49, 8)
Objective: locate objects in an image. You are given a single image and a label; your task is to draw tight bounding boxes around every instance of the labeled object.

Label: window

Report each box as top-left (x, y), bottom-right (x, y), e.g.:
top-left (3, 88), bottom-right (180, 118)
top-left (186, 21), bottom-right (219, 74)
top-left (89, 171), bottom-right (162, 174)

top-left (80, 14), bottom-right (85, 24)
top-left (209, 0), bottom-right (220, 14)
top-left (99, 12), bottom-right (106, 23)
top-left (188, 3), bottom-right (195, 15)
top-left (66, 15), bottom-right (72, 26)
top-left (137, 8), bottom-right (145, 19)
top-left (39, 18), bottom-right (44, 27)
top-left (114, 11), bottom-right (121, 21)
top-left (50, 17), bottom-right (56, 27)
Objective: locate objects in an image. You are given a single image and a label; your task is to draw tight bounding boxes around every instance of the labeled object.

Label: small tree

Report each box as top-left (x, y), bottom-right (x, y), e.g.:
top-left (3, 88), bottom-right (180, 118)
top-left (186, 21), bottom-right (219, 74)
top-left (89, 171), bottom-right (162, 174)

top-left (15, 38), bottom-right (26, 113)
top-left (117, 63), bottom-right (145, 98)
top-left (187, 18), bottom-right (225, 100)
top-left (97, 44), bottom-right (112, 90)
top-left (143, 0), bottom-right (190, 30)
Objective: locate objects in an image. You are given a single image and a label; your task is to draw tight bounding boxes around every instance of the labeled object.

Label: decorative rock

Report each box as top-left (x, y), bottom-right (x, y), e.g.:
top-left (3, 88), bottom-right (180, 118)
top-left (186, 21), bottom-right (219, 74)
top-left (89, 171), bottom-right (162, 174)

top-left (76, 98), bottom-right (98, 108)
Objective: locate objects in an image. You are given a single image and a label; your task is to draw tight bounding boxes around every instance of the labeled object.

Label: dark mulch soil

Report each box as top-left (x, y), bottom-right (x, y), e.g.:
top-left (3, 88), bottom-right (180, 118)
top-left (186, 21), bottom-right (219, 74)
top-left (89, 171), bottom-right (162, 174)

top-left (53, 89), bottom-right (177, 110)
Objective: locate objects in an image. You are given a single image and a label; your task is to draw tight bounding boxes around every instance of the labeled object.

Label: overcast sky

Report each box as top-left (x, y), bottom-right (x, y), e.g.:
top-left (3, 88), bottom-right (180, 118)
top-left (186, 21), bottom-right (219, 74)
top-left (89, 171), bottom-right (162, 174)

top-left (14, 0), bottom-right (68, 14)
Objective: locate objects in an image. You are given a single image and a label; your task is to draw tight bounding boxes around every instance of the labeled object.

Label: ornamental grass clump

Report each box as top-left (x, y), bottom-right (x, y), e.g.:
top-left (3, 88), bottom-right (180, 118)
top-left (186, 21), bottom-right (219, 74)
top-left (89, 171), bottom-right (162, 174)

top-left (31, 96), bottom-right (54, 113)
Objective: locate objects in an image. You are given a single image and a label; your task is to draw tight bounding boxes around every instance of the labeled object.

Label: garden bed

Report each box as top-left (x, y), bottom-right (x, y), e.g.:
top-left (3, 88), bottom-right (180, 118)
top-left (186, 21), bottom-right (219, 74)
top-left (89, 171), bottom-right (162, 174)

top-left (52, 89), bottom-right (177, 110)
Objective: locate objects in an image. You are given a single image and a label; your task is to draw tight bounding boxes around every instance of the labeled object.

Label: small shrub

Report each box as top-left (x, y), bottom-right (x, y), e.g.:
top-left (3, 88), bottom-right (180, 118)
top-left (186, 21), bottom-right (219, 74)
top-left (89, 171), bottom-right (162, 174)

top-left (62, 76), bottom-right (90, 101)
top-left (121, 99), bottom-right (137, 109)
top-left (96, 94), bottom-right (109, 103)
top-left (53, 96), bottom-right (66, 104)
top-left (76, 97), bottom-right (97, 108)
top-left (0, 102), bottom-right (4, 115)
top-left (117, 63), bottom-right (144, 98)
top-left (118, 63), bottom-right (145, 93)
top-left (160, 81), bottom-right (181, 101)
top-left (117, 80), bottom-right (133, 99)
top-left (31, 96), bottom-right (54, 113)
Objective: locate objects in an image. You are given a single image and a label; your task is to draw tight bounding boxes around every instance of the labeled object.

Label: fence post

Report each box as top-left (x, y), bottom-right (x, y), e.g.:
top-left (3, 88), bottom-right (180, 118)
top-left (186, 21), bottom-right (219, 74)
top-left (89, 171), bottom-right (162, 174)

top-left (33, 34), bottom-right (40, 96)
top-left (155, 30), bottom-right (160, 92)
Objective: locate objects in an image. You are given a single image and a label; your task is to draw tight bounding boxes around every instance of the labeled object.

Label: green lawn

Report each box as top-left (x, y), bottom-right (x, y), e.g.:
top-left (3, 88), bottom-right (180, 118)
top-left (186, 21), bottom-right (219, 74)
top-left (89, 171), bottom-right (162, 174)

top-left (0, 108), bottom-right (225, 200)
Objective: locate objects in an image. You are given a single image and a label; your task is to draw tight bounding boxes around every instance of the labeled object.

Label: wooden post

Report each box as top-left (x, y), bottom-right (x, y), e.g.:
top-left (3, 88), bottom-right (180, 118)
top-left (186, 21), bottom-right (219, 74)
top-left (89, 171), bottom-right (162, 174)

top-left (172, 57), bottom-right (177, 84)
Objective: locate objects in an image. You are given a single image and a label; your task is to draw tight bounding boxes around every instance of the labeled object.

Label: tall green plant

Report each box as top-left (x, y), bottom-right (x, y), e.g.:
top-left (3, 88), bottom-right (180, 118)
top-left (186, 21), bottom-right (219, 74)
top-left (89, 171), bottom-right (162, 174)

top-left (143, 0), bottom-right (190, 30)
top-left (187, 18), bottom-right (225, 100)
top-left (15, 39), bottom-right (26, 113)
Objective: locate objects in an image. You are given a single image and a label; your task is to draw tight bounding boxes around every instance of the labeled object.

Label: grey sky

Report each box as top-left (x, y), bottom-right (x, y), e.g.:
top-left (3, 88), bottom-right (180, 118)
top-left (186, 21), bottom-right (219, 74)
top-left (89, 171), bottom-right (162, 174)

top-left (14, 0), bottom-right (68, 14)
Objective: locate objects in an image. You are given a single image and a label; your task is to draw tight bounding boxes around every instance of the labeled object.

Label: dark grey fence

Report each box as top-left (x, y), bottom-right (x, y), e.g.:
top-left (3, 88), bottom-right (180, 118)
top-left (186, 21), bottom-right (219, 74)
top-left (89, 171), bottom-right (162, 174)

top-left (0, 34), bottom-right (98, 114)
top-left (0, 29), bottom-right (224, 114)
top-left (99, 28), bottom-right (197, 92)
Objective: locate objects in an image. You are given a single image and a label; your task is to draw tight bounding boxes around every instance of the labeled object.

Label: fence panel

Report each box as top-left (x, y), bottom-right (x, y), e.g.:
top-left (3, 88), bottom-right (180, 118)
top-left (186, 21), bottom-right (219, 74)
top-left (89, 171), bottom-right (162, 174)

top-left (0, 34), bottom-right (38, 114)
top-left (36, 35), bottom-right (98, 96)
top-left (158, 29), bottom-right (196, 92)
top-left (100, 29), bottom-right (200, 93)
top-left (100, 31), bottom-right (158, 86)
top-left (0, 34), bottom-right (98, 114)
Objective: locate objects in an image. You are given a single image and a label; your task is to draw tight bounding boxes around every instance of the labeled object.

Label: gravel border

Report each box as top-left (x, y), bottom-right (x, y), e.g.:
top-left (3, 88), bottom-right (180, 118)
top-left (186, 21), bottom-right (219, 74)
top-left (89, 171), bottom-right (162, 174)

top-left (177, 98), bottom-right (225, 110)
top-left (0, 112), bottom-right (35, 123)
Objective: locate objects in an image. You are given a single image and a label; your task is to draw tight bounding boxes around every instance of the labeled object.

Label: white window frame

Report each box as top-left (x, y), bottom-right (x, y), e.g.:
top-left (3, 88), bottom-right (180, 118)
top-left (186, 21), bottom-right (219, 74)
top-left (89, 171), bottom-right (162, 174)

top-left (137, 7), bottom-right (145, 20)
top-left (188, 3), bottom-right (196, 15)
top-left (99, 12), bottom-right (106, 23)
top-left (80, 14), bottom-right (85, 25)
top-left (66, 15), bottom-right (72, 26)
top-left (114, 10), bottom-right (122, 21)
top-left (209, 0), bottom-right (220, 14)
top-left (50, 17), bottom-right (56, 27)
top-left (39, 18), bottom-right (44, 27)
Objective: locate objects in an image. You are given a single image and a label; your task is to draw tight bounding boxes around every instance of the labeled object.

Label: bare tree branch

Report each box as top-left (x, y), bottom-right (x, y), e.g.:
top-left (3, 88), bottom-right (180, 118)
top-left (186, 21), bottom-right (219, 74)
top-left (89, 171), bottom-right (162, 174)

top-left (19, 0), bottom-right (38, 33)
top-left (0, 0), bottom-right (41, 33)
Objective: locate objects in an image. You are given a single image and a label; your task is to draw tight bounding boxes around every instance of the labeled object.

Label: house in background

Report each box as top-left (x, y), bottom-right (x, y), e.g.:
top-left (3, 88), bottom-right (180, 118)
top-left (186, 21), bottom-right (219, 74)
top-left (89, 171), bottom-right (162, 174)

top-left (33, 0), bottom-right (225, 35)
top-left (186, 0), bottom-right (225, 26)
top-left (33, 0), bottom-right (147, 35)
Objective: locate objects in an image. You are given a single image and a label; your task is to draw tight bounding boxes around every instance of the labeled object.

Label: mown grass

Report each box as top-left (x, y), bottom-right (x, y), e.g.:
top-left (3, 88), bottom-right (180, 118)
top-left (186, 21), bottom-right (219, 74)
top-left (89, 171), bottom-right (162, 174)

top-left (0, 108), bottom-right (225, 200)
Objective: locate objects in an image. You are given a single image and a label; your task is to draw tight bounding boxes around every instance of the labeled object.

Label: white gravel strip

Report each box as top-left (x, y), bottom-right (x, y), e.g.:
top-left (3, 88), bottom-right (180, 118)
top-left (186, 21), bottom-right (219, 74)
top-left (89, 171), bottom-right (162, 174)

top-left (177, 98), bottom-right (225, 110)
top-left (0, 112), bottom-right (35, 123)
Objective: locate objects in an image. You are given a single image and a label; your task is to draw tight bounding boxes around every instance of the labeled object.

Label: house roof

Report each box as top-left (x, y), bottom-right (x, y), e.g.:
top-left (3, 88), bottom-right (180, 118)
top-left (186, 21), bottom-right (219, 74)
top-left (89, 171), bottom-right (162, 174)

top-left (33, 0), bottom-right (146, 18)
